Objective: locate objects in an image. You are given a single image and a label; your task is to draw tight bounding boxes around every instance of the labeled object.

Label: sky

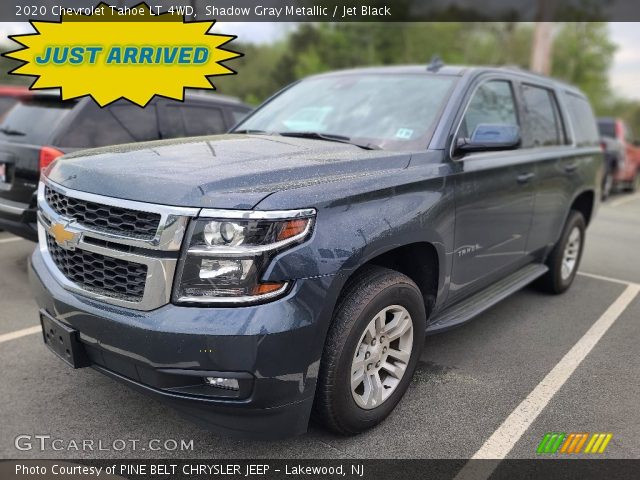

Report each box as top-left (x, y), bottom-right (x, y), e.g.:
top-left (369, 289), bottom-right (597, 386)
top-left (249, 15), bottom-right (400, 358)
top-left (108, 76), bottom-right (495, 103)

top-left (608, 23), bottom-right (640, 100)
top-left (1, 22), bottom-right (639, 100)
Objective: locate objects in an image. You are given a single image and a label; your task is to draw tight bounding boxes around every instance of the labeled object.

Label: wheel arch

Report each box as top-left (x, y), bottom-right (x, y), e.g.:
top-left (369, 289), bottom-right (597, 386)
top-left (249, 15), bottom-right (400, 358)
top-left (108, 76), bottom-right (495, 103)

top-left (338, 241), bottom-right (442, 320)
top-left (570, 189), bottom-right (596, 226)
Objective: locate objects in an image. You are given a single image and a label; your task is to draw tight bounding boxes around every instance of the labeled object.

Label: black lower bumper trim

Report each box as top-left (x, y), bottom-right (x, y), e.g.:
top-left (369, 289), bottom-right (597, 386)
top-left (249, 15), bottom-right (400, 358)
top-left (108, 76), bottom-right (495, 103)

top-left (92, 364), bottom-right (314, 440)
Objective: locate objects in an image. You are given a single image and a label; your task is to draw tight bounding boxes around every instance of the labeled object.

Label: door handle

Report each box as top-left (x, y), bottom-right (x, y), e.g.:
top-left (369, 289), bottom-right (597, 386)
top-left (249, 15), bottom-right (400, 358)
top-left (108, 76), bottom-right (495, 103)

top-left (517, 172), bottom-right (535, 184)
top-left (564, 163), bottom-right (578, 173)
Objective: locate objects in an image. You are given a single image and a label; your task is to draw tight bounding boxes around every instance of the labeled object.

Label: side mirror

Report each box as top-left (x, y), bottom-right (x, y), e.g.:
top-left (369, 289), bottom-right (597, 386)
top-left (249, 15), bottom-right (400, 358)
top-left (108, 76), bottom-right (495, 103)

top-left (456, 123), bottom-right (520, 153)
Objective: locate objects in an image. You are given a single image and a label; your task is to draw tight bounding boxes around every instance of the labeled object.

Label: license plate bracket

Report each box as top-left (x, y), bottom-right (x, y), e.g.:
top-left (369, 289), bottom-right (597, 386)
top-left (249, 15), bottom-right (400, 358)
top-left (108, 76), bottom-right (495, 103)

top-left (40, 310), bottom-right (90, 368)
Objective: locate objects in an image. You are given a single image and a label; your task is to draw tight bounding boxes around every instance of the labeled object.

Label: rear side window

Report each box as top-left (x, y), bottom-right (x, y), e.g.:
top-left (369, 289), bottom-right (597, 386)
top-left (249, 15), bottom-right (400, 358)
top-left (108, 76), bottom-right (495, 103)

top-left (520, 84), bottom-right (564, 147)
top-left (460, 80), bottom-right (518, 139)
top-left (0, 99), bottom-right (74, 145)
top-left (58, 102), bottom-right (160, 147)
top-left (564, 93), bottom-right (599, 147)
top-left (180, 105), bottom-right (226, 136)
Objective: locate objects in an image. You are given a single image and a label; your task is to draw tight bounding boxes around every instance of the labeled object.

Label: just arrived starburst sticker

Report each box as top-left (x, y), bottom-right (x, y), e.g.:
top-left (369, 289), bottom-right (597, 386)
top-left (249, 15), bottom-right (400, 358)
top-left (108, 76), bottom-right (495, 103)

top-left (3, 2), bottom-right (242, 107)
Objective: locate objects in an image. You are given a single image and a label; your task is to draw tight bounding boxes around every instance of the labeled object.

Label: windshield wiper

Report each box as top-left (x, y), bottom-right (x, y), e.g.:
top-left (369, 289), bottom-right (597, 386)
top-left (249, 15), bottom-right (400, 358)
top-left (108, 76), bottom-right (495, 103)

top-left (232, 129), bottom-right (279, 135)
top-left (0, 127), bottom-right (25, 136)
top-left (278, 131), bottom-right (380, 150)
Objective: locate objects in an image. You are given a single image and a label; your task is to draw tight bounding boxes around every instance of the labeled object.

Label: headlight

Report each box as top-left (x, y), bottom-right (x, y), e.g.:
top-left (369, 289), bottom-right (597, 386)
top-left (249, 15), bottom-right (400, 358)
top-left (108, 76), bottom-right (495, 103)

top-left (173, 209), bottom-right (315, 305)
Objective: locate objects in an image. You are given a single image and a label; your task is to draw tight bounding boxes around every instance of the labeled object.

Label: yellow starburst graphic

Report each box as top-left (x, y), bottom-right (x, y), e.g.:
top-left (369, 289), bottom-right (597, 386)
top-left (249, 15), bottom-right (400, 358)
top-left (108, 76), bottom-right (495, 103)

top-left (3, 2), bottom-right (241, 106)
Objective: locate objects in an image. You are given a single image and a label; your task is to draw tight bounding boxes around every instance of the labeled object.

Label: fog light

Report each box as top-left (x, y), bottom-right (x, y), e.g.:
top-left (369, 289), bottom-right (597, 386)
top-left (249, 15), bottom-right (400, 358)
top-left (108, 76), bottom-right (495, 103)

top-left (204, 377), bottom-right (239, 391)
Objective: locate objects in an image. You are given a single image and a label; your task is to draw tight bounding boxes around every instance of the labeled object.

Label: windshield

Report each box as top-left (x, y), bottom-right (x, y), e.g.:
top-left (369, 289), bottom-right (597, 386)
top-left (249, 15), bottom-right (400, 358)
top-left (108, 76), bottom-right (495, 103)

top-left (0, 98), bottom-right (75, 144)
top-left (235, 73), bottom-right (456, 151)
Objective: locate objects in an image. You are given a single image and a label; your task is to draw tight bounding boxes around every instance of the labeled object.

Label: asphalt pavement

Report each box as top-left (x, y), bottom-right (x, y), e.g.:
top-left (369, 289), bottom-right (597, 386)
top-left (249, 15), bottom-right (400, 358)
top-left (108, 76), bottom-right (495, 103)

top-left (0, 193), bottom-right (639, 460)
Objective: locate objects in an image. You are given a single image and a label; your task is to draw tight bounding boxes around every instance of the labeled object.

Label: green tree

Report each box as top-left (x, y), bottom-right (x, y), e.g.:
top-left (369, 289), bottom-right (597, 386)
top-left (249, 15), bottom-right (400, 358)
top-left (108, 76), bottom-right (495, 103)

top-left (551, 22), bottom-right (616, 112)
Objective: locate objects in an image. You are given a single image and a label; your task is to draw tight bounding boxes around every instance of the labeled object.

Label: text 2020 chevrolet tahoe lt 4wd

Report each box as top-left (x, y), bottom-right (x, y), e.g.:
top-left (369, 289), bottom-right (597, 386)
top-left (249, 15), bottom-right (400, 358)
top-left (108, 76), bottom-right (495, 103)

top-left (30, 66), bottom-right (601, 439)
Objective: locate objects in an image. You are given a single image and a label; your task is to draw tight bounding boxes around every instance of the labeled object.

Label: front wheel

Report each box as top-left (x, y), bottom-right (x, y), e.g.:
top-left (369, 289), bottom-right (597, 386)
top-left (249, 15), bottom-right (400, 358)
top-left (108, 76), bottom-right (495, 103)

top-left (536, 210), bottom-right (586, 294)
top-left (314, 266), bottom-right (426, 435)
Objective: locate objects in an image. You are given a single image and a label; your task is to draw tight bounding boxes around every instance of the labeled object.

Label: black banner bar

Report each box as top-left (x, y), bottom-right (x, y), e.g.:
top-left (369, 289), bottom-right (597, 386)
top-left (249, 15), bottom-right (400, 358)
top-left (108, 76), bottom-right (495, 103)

top-left (2, 459), bottom-right (640, 480)
top-left (3, 0), bottom-right (640, 23)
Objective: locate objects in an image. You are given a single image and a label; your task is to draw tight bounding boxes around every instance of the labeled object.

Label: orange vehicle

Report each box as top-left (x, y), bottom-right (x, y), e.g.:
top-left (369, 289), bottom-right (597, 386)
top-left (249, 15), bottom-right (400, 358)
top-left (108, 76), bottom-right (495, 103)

top-left (597, 117), bottom-right (640, 192)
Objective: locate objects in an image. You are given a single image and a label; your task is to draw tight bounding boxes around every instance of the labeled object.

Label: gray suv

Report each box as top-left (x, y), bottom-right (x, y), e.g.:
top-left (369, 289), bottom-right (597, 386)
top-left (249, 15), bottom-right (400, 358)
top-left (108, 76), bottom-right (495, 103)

top-left (29, 65), bottom-right (601, 439)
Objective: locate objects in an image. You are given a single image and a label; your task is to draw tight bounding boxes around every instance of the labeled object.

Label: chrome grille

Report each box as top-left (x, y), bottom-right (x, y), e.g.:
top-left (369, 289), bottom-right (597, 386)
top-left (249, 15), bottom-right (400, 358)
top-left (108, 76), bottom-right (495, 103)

top-left (45, 186), bottom-right (161, 240)
top-left (46, 234), bottom-right (147, 301)
top-left (37, 179), bottom-right (199, 311)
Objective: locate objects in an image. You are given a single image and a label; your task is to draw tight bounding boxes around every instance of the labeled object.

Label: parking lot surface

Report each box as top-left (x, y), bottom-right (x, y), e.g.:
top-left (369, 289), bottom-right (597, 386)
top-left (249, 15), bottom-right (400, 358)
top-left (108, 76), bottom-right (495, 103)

top-left (1, 193), bottom-right (639, 459)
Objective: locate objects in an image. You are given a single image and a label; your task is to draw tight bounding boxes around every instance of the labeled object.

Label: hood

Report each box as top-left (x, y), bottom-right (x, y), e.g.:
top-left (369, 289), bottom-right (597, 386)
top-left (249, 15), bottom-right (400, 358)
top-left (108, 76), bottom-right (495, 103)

top-left (46, 134), bottom-right (412, 209)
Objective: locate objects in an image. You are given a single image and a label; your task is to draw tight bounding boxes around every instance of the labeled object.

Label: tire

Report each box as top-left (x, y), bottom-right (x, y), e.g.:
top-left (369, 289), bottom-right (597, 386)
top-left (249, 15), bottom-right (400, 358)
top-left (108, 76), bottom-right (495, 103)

top-left (536, 211), bottom-right (586, 294)
top-left (314, 266), bottom-right (426, 435)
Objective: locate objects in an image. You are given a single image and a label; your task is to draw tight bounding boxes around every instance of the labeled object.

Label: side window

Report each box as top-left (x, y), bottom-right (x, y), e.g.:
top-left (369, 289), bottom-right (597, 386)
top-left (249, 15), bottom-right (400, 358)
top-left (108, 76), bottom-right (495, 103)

top-left (564, 93), bottom-right (599, 147)
top-left (180, 105), bottom-right (226, 136)
top-left (56, 102), bottom-right (135, 148)
top-left (460, 80), bottom-right (518, 140)
top-left (110, 105), bottom-right (159, 142)
top-left (521, 84), bottom-right (563, 147)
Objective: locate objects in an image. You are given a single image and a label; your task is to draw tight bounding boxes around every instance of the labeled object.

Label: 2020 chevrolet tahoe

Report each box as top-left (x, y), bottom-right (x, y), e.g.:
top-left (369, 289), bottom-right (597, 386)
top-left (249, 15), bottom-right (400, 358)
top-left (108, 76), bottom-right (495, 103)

top-left (29, 66), bottom-right (601, 438)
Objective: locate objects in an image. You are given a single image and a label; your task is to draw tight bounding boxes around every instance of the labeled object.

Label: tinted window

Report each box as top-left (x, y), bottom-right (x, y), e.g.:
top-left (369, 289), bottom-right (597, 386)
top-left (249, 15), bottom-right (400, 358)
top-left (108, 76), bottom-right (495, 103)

top-left (230, 107), bottom-right (250, 125)
top-left (0, 97), bottom-right (18, 117)
top-left (57, 102), bottom-right (136, 148)
top-left (110, 105), bottom-right (158, 142)
top-left (460, 80), bottom-right (518, 139)
top-left (237, 74), bottom-right (457, 151)
top-left (180, 106), bottom-right (226, 136)
top-left (0, 99), bottom-right (74, 144)
top-left (564, 93), bottom-right (599, 147)
top-left (597, 120), bottom-right (616, 139)
top-left (521, 84), bottom-right (564, 147)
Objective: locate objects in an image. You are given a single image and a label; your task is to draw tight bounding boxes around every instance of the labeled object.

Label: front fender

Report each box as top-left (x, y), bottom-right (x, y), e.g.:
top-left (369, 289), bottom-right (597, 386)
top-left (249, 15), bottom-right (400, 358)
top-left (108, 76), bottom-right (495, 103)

top-left (259, 159), bottom-right (456, 306)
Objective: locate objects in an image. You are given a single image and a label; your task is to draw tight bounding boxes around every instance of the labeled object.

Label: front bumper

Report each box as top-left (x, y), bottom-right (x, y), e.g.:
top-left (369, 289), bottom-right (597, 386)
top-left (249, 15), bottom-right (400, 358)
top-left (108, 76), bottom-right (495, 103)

top-left (29, 248), bottom-right (342, 439)
top-left (0, 197), bottom-right (37, 241)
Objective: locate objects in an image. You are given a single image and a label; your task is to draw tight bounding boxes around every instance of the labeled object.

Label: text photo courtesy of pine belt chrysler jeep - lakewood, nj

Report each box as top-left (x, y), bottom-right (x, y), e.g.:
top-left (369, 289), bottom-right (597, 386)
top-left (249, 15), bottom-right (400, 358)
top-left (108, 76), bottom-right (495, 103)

top-left (29, 65), bottom-right (601, 439)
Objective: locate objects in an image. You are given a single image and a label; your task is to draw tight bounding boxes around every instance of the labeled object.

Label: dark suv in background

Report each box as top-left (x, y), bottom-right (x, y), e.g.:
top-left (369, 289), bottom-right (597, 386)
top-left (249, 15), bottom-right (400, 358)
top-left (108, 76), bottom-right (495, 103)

top-left (0, 92), bottom-right (251, 240)
top-left (0, 85), bottom-right (29, 118)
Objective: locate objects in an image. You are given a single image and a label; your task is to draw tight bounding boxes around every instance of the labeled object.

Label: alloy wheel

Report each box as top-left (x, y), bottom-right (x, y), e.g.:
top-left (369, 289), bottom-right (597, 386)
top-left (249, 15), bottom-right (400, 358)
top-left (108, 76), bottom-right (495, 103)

top-left (561, 226), bottom-right (582, 281)
top-left (350, 305), bottom-right (413, 410)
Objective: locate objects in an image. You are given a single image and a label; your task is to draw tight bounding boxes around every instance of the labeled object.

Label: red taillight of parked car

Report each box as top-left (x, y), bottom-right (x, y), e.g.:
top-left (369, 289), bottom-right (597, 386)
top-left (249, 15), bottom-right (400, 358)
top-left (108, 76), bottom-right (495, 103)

top-left (39, 146), bottom-right (64, 171)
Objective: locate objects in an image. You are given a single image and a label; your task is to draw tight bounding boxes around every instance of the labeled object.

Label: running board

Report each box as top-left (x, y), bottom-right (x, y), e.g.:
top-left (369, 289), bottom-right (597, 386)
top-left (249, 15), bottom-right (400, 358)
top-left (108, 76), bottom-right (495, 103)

top-left (426, 263), bottom-right (549, 334)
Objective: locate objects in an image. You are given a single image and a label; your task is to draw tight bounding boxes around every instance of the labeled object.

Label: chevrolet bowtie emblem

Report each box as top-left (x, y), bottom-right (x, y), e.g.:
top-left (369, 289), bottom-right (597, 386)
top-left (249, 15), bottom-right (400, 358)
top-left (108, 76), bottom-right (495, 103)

top-left (49, 221), bottom-right (81, 250)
